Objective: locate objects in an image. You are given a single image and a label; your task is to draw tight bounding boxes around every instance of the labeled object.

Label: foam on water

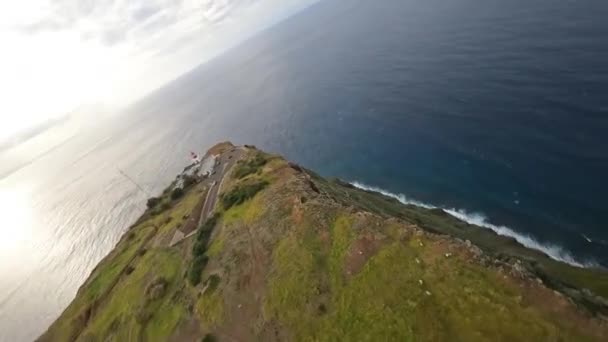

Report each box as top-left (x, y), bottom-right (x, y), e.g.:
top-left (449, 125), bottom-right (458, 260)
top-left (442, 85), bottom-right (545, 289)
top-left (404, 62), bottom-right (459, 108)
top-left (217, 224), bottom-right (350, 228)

top-left (350, 181), bottom-right (599, 268)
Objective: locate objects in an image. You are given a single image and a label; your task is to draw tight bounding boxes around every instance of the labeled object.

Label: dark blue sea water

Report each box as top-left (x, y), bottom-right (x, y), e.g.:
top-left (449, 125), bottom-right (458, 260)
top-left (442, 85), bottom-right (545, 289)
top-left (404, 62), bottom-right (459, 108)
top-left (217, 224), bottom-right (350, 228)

top-left (127, 0), bottom-right (608, 266)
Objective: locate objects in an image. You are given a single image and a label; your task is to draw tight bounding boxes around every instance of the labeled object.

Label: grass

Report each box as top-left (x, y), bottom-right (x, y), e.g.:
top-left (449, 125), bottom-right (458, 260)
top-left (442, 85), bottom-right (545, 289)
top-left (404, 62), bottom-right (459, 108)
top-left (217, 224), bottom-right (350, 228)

top-left (41, 182), bottom-right (204, 341)
top-left (80, 249), bottom-right (183, 341)
top-left (538, 260), bottom-right (608, 298)
top-left (206, 236), bottom-right (225, 258)
top-left (314, 243), bottom-right (424, 341)
top-left (222, 192), bottom-right (265, 226)
top-left (329, 215), bottom-right (354, 290)
top-left (86, 224), bottom-right (155, 300)
top-left (264, 210), bottom-right (598, 341)
top-left (44, 149), bottom-right (607, 341)
top-left (264, 231), bottom-right (323, 335)
top-left (145, 299), bottom-right (183, 340)
top-left (157, 188), bottom-right (204, 237)
top-left (322, 177), bottom-right (608, 311)
top-left (196, 290), bottom-right (225, 327)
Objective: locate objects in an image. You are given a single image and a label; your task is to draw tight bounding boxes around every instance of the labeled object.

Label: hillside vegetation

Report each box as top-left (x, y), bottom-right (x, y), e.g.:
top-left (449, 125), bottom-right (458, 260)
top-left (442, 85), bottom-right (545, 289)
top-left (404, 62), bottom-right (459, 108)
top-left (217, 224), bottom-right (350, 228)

top-left (39, 143), bottom-right (608, 341)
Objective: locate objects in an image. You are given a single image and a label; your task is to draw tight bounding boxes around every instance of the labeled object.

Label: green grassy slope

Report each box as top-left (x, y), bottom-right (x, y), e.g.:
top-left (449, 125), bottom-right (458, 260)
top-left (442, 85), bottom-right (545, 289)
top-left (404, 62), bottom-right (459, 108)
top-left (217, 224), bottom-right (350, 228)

top-left (39, 144), bottom-right (608, 342)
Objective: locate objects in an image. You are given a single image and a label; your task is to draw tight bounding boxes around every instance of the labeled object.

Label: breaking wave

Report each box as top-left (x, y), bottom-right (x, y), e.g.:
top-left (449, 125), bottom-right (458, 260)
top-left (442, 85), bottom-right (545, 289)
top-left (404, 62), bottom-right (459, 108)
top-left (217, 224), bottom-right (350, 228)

top-left (350, 181), bottom-right (599, 268)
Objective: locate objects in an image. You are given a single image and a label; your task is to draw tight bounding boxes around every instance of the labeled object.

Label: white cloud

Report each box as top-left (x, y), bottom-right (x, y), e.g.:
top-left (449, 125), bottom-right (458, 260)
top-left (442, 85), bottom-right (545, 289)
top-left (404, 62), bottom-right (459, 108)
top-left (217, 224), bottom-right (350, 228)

top-left (0, 0), bottom-right (318, 139)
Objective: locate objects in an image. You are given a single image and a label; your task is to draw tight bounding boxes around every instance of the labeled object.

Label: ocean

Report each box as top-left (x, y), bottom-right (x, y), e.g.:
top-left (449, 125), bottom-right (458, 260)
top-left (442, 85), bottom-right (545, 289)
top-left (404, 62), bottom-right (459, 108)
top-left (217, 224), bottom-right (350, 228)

top-left (1, 0), bottom-right (608, 340)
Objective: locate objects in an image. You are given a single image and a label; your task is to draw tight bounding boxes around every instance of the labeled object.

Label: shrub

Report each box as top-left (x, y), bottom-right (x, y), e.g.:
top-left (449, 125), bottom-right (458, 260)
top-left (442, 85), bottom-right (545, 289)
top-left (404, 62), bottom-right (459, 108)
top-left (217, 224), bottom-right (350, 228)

top-left (189, 214), bottom-right (221, 286)
top-left (125, 265), bottom-right (135, 275)
top-left (205, 274), bottom-right (221, 293)
top-left (145, 276), bottom-right (168, 301)
top-left (183, 174), bottom-right (198, 188)
top-left (193, 241), bottom-right (207, 257)
top-left (146, 197), bottom-right (160, 209)
top-left (197, 230), bottom-right (212, 247)
top-left (192, 214), bottom-right (220, 255)
top-left (171, 187), bottom-right (184, 200)
top-left (221, 181), bottom-right (269, 209)
top-left (135, 305), bottom-right (153, 325)
top-left (188, 255), bottom-right (209, 286)
top-left (161, 201), bottom-right (171, 210)
top-left (233, 153), bottom-right (267, 179)
top-left (199, 213), bottom-right (220, 235)
top-left (202, 334), bottom-right (216, 342)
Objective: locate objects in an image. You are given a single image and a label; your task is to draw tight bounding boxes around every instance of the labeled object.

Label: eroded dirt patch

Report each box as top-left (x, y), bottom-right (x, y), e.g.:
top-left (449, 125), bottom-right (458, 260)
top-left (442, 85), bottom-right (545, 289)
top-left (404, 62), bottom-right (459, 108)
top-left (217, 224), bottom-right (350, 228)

top-left (344, 234), bottom-right (385, 277)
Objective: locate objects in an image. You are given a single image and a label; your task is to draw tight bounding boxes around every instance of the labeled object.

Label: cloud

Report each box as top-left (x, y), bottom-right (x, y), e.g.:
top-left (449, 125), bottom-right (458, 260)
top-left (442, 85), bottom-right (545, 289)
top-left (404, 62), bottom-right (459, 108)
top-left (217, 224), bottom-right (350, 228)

top-left (0, 0), bottom-right (319, 136)
top-left (101, 28), bottom-right (126, 46)
top-left (131, 4), bottom-right (163, 22)
top-left (16, 0), bottom-right (257, 48)
top-left (21, 17), bottom-right (71, 34)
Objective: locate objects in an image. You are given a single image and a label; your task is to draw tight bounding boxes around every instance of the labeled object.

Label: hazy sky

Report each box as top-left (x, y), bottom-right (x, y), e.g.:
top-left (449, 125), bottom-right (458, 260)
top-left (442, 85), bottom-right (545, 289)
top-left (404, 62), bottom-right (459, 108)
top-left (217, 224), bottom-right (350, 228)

top-left (0, 0), bottom-right (317, 140)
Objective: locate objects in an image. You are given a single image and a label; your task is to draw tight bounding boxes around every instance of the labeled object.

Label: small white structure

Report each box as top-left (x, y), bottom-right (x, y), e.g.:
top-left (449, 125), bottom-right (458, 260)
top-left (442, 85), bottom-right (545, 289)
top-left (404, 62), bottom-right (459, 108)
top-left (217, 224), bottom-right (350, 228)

top-left (199, 155), bottom-right (216, 177)
top-left (190, 151), bottom-right (201, 164)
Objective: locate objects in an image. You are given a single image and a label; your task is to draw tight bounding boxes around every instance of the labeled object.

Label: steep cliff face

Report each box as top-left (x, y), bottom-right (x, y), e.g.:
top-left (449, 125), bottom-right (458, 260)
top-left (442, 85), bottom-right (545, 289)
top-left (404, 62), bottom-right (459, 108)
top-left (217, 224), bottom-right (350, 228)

top-left (40, 143), bottom-right (608, 341)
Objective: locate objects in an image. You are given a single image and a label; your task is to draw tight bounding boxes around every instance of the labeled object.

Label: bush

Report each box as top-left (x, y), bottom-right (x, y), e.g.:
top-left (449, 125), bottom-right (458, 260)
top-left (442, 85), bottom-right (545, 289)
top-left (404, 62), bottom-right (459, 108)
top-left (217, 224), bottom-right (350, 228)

top-left (233, 153), bottom-right (267, 179)
top-left (199, 213), bottom-right (220, 235)
top-left (188, 255), bottom-right (209, 286)
top-left (125, 265), bottom-right (135, 275)
top-left (146, 197), bottom-right (160, 209)
top-left (193, 241), bottom-right (207, 257)
top-left (189, 214), bottom-right (221, 286)
top-left (202, 333), bottom-right (217, 342)
top-left (205, 274), bottom-right (221, 293)
top-left (197, 230), bottom-right (212, 248)
top-left (202, 334), bottom-right (216, 342)
top-left (192, 214), bottom-right (220, 257)
top-left (145, 277), bottom-right (168, 301)
top-left (183, 174), bottom-right (198, 188)
top-left (135, 305), bottom-right (153, 325)
top-left (221, 181), bottom-right (269, 209)
top-left (171, 187), bottom-right (184, 200)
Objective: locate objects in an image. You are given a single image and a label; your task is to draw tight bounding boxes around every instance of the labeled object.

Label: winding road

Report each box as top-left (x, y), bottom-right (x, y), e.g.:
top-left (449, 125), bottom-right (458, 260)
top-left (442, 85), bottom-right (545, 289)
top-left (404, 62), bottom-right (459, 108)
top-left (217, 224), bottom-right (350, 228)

top-left (170, 147), bottom-right (244, 246)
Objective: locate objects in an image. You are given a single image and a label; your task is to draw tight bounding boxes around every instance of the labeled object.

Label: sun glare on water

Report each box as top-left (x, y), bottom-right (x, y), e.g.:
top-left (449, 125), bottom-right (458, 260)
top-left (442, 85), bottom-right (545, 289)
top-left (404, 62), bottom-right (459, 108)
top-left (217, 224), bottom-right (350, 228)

top-left (0, 187), bottom-right (33, 254)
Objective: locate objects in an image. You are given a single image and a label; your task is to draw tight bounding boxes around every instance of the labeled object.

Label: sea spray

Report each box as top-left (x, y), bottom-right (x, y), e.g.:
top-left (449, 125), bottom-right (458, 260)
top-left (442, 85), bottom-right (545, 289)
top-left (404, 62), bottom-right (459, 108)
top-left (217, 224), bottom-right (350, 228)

top-left (350, 181), bottom-right (598, 268)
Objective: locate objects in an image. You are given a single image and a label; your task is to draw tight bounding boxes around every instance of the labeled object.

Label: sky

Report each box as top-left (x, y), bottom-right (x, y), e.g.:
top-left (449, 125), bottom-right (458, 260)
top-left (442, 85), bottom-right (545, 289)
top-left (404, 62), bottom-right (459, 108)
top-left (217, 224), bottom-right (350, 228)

top-left (0, 0), bottom-right (318, 141)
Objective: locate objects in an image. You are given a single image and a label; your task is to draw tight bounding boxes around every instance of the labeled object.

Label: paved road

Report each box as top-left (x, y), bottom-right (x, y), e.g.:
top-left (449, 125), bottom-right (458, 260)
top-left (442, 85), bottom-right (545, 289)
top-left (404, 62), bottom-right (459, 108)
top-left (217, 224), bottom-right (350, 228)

top-left (200, 147), bottom-right (244, 220)
top-left (171, 147), bottom-right (245, 245)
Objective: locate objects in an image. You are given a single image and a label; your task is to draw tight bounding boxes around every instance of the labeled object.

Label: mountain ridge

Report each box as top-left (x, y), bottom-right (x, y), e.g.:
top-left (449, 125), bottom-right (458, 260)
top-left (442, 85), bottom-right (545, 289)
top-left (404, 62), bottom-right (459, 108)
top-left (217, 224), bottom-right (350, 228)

top-left (39, 142), bottom-right (608, 341)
